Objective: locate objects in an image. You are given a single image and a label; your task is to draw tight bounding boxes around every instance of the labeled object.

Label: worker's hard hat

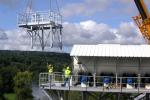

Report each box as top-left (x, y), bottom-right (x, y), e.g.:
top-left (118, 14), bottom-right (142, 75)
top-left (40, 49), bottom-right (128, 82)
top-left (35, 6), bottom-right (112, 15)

top-left (67, 67), bottom-right (69, 69)
top-left (49, 64), bottom-right (52, 66)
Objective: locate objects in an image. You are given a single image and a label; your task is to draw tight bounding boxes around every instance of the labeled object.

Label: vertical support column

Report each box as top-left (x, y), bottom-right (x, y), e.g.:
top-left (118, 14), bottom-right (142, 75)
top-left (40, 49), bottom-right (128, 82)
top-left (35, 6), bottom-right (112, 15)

top-left (115, 58), bottom-right (119, 87)
top-left (145, 93), bottom-right (150, 100)
top-left (52, 28), bottom-right (55, 48)
top-left (93, 73), bottom-right (96, 87)
top-left (41, 27), bottom-right (44, 51)
top-left (58, 91), bottom-right (64, 100)
top-left (116, 93), bottom-right (120, 100)
top-left (116, 73), bottom-right (118, 87)
top-left (33, 30), bottom-right (37, 47)
top-left (31, 32), bottom-right (34, 49)
top-left (49, 25), bottom-right (53, 48)
top-left (27, 27), bottom-right (34, 49)
top-left (120, 77), bottom-right (122, 92)
top-left (50, 73), bottom-right (52, 89)
top-left (93, 57), bottom-right (96, 87)
top-left (138, 58), bottom-right (141, 92)
top-left (59, 28), bottom-right (62, 49)
top-left (63, 91), bottom-right (65, 100)
top-left (82, 91), bottom-right (87, 100)
top-left (64, 91), bottom-right (69, 100)
top-left (59, 91), bottom-right (64, 100)
top-left (146, 93), bottom-right (150, 100)
top-left (39, 73), bottom-right (41, 87)
top-left (138, 74), bottom-right (141, 92)
top-left (30, 30), bottom-right (37, 49)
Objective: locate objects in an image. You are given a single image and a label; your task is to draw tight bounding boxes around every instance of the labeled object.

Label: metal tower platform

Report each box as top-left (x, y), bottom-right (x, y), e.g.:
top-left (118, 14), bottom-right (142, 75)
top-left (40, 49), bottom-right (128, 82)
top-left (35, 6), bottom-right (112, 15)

top-left (18, 11), bottom-right (62, 50)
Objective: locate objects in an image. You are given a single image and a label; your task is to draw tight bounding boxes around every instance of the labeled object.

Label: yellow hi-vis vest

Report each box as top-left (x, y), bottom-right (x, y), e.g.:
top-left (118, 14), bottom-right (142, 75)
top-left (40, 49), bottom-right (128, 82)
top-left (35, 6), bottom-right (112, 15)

top-left (65, 69), bottom-right (71, 78)
top-left (49, 68), bottom-right (53, 74)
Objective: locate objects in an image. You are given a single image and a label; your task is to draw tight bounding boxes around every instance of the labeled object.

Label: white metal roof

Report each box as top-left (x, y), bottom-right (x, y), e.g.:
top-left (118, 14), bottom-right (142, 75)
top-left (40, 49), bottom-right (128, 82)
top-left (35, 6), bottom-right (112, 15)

top-left (70, 44), bottom-right (150, 57)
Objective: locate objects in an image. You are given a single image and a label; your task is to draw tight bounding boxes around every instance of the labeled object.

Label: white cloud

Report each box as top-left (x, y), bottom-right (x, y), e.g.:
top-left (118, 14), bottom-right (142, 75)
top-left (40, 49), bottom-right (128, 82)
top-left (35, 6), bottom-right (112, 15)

top-left (0, 29), bottom-right (63, 52)
top-left (63, 20), bottom-right (145, 46)
top-left (62, 0), bottom-right (111, 17)
top-left (0, 29), bottom-right (7, 40)
top-left (0, 29), bottom-right (31, 51)
top-left (61, 0), bottom-right (142, 18)
top-left (0, 20), bottom-right (146, 51)
top-left (115, 22), bottom-right (145, 44)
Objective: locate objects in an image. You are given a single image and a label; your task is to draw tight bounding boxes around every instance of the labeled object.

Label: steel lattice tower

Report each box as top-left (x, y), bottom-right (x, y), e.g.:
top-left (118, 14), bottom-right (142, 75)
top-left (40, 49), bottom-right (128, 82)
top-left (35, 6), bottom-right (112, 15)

top-left (17, 0), bottom-right (62, 51)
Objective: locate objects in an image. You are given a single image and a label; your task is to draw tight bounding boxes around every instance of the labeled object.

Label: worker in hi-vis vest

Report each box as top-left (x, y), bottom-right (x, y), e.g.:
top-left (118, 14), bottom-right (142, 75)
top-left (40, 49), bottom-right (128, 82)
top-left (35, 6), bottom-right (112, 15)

top-left (48, 64), bottom-right (53, 83)
top-left (63, 66), bottom-right (71, 86)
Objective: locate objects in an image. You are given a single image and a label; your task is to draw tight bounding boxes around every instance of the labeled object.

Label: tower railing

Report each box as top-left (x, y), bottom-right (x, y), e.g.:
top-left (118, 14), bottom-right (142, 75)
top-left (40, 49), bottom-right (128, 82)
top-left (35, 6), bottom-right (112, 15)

top-left (18, 11), bottom-right (62, 26)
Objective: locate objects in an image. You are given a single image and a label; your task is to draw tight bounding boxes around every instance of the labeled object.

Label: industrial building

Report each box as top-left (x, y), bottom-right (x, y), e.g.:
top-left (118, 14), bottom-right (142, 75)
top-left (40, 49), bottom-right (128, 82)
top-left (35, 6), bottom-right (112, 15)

top-left (71, 44), bottom-right (150, 76)
top-left (39, 44), bottom-right (150, 100)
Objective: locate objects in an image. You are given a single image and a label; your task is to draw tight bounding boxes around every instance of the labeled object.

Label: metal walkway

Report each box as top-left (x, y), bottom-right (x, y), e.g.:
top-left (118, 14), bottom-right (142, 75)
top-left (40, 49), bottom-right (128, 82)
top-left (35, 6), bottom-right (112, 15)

top-left (39, 73), bottom-right (150, 93)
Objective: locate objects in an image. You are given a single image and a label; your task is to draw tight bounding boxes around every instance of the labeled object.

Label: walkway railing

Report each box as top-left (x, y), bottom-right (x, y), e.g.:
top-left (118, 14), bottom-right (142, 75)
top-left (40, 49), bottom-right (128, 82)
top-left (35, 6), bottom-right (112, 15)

top-left (39, 73), bottom-right (150, 93)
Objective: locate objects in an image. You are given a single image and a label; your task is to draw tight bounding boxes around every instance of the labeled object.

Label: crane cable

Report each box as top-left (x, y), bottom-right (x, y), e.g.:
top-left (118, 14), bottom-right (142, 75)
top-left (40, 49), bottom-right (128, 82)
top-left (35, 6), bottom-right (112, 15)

top-left (49, 0), bottom-right (52, 11)
top-left (56, 0), bottom-right (60, 14)
top-left (49, 0), bottom-right (60, 14)
top-left (26, 0), bottom-right (33, 13)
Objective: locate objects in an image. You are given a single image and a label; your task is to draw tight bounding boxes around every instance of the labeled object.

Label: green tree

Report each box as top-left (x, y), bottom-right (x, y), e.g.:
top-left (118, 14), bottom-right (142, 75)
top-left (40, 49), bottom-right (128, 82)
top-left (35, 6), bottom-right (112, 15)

top-left (0, 66), bottom-right (18, 93)
top-left (14, 71), bottom-right (33, 100)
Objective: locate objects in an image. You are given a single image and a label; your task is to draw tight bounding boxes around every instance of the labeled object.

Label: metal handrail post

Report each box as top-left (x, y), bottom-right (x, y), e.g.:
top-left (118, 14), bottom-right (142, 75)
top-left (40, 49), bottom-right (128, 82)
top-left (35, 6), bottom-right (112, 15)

top-left (120, 77), bottom-right (122, 92)
top-left (93, 73), bottom-right (96, 87)
top-left (69, 76), bottom-right (71, 90)
top-left (53, 73), bottom-right (55, 83)
top-left (138, 74), bottom-right (141, 93)
top-left (116, 73), bottom-right (118, 87)
top-left (50, 74), bottom-right (51, 89)
top-left (102, 79), bottom-right (104, 92)
top-left (39, 73), bottom-right (41, 88)
top-left (86, 76), bottom-right (89, 91)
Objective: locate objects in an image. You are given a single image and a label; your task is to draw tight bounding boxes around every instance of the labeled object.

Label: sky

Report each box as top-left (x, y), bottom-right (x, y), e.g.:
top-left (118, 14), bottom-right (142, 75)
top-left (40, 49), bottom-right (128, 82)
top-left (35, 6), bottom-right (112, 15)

top-left (0, 0), bottom-right (150, 52)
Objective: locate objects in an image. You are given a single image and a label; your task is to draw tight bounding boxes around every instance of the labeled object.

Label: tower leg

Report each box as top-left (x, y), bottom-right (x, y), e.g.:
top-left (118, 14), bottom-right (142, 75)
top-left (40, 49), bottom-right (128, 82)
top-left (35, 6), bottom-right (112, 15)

top-left (98, 92), bottom-right (104, 100)
top-left (146, 93), bottom-right (150, 100)
top-left (57, 90), bottom-right (64, 100)
top-left (60, 91), bottom-right (64, 100)
top-left (82, 91), bottom-right (87, 100)
top-left (116, 93), bottom-right (120, 100)
top-left (64, 91), bottom-right (69, 100)
top-left (41, 28), bottom-right (44, 51)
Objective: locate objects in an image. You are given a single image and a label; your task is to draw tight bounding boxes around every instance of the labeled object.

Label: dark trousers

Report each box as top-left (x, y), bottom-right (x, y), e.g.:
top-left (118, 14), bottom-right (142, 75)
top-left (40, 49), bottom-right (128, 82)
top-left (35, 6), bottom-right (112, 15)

top-left (48, 74), bottom-right (52, 83)
top-left (64, 77), bottom-right (69, 86)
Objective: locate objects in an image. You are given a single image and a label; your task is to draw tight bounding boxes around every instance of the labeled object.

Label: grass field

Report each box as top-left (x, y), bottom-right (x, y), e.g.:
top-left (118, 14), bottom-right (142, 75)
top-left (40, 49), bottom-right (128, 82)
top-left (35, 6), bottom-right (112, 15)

top-left (4, 93), bottom-right (16, 100)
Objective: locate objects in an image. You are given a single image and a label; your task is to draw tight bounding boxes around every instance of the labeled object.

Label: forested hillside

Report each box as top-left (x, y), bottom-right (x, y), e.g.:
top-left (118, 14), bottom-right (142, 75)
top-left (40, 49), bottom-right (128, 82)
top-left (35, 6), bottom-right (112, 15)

top-left (0, 50), bottom-right (71, 77)
top-left (0, 50), bottom-right (71, 99)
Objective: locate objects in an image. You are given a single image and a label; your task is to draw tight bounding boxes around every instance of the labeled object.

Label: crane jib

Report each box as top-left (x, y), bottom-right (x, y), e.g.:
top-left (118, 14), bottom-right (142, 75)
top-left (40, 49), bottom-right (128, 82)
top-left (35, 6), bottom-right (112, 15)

top-left (134, 0), bottom-right (149, 20)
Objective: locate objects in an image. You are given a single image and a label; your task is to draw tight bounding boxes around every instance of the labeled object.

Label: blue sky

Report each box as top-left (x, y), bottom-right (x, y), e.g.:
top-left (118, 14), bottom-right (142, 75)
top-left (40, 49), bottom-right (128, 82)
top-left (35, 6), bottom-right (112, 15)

top-left (0, 0), bottom-right (149, 52)
top-left (0, 0), bottom-right (146, 30)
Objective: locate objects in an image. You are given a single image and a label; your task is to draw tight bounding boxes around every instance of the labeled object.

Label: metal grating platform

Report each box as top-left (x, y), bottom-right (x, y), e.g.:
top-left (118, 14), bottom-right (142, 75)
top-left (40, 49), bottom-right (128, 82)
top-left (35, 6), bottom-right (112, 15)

top-left (39, 73), bottom-right (150, 93)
